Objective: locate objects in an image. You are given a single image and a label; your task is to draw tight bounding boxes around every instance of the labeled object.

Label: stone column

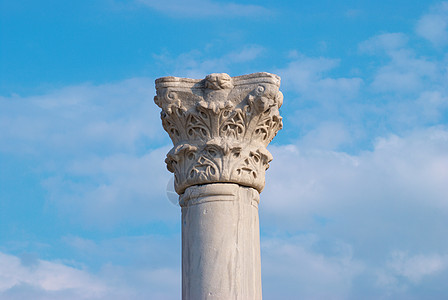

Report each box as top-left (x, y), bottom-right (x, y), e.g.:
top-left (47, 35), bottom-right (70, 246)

top-left (154, 72), bottom-right (283, 300)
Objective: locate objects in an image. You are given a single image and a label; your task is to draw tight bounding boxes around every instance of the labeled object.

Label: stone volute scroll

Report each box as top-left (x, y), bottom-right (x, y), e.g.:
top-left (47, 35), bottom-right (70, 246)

top-left (154, 72), bottom-right (283, 195)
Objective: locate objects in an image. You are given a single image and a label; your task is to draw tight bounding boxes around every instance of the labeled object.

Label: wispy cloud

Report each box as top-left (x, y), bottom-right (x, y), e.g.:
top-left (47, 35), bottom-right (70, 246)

top-left (384, 251), bottom-right (448, 284)
top-left (154, 45), bottom-right (265, 79)
top-left (137, 0), bottom-right (271, 18)
top-left (0, 78), bottom-right (177, 228)
top-left (0, 249), bottom-right (180, 300)
top-left (359, 33), bottom-right (438, 94)
top-left (359, 32), bottom-right (408, 53)
top-left (262, 126), bottom-right (448, 278)
top-left (0, 251), bottom-right (107, 299)
top-left (258, 126), bottom-right (448, 297)
top-left (345, 9), bottom-right (363, 18)
top-left (0, 78), bottom-right (163, 156)
top-left (42, 148), bottom-right (174, 228)
top-left (276, 51), bottom-right (363, 102)
top-left (2, 4), bottom-right (448, 297)
top-left (265, 126), bottom-right (448, 224)
top-left (262, 235), bottom-right (363, 299)
top-left (416, 2), bottom-right (448, 47)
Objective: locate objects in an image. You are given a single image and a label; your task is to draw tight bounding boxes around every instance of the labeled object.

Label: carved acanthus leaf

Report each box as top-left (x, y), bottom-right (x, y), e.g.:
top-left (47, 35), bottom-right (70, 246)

top-left (155, 72), bottom-right (283, 194)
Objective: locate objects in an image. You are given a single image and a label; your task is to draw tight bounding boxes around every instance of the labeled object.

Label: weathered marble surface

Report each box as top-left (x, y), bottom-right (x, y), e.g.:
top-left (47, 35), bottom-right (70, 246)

top-left (154, 72), bottom-right (283, 300)
top-left (181, 183), bottom-right (261, 300)
top-left (155, 72), bottom-right (283, 194)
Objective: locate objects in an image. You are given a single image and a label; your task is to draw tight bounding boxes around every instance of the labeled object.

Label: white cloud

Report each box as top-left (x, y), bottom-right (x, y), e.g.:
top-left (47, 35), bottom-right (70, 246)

top-left (2, 9), bottom-right (448, 296)
top-left (276, 53), bottom-right (363, 102)
top-left (263, 126), bottom-right (448, 255)
top-left (359, 33), bottom-right (439, 94)
top-left (297, 122), bottom-right (352, 150)
top-left (62, 235), bottom-right (180, 267)
top-left (345, 9), bottom-right (363, 18)
top-left (279, 30), bottom-right (447, 144)
top-left (374, 251), bottom-right (448, 295)
top-left (0, 252), bottom-right (107, 299)
top-left (154, 45), bottom-right (265, 79)
top-left (385, 251), bottom-right (448, 283)
top-left (262, 235), bottom-right (363, 299)
top-left (42, 148), bottom-right (175, 228)
top-left (0, 249), bottom-right (180, 300)
top-left (0, 78), bottom-right (178, 228)
top-left (258, 126), bottom-right (448, 297)
top-left (371, 51), bottom-right (437, 94)
top-left (416, 2), bottom-right (448, 47)
top-left (359, 33), bottom-right (408, 54)
top-left (0, 77), bottom-right (164, 156)
top-left (273, 53), bottom-right (367, 149)
top-left (416, 91), bottom-right (448, 122)
top-left (137, 0), bottom-right (270, 18)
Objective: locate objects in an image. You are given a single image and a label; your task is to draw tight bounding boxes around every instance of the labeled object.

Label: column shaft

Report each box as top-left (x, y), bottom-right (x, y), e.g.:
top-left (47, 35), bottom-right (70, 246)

top-left (180, 183), bottom-right (261, 300)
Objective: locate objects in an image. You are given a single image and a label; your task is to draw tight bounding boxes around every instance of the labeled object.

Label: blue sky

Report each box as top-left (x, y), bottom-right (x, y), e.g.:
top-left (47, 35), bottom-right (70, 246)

top-left (1, 0), bottom-right (448, 299)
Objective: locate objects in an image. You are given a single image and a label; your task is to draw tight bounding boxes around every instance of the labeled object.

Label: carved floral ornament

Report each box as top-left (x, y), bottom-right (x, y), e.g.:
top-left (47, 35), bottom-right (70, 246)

top-left (154, 72), bottom-right (283, 195)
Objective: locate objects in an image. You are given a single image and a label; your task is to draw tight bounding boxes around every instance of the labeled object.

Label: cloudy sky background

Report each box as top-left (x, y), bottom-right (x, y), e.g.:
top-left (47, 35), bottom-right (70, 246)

top-left (1, 0), bottom-right (448, 299)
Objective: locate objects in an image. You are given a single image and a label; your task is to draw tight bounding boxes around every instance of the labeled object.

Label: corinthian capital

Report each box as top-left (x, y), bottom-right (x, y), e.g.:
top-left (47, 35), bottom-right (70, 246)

top-left (154, 72), bottom-right (283, 194)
